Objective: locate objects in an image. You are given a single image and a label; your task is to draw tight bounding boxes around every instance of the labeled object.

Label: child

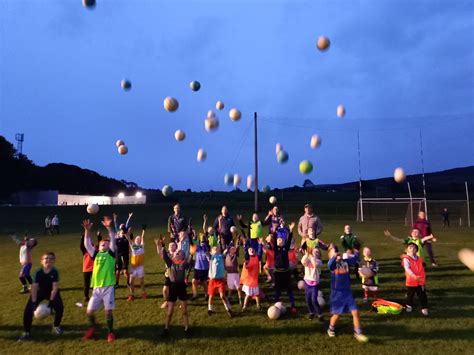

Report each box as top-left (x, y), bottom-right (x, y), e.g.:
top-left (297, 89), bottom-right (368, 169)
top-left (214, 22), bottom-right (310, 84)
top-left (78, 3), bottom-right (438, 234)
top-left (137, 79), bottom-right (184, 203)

top-left (125, 225), bottom-right (147, 301)
top-left (19, 252), bottom-right (64, 341)
top-left (360, 247), bottom-right (379, 303)
top-left (327, 244), bottom-right (368, 343)
top-left (113, 213), bottom-right (133, 288)
top-left (237, 213), bottom-right (263, 251)
top-left (12, 234), bottom-right (38, 294)
top-left (82, 217), bottom-right (117, 343)
top-left (191, 233), bottom-right (210, 300)
top-left (384, 228), bottom-right (435, 263)
top-left (225, 243), bottom-right (242, 305)
top-left (80, 231), bottom-right (101, 302)
top-left (263, 235), bottom-right (275, 285)
top-left (301, 248), bottom-right (323, 321)
top-left (301, 227), bottom-right (329, 252)
top-left (208, 245), bottom-right (233, 317)
top-left (241, 238), bottom-right (263, 311)
top-left (156, 237), bottom-right (191, 336)
top-left (402, 243), bottom-right (429, 315)
top-left (159, 238), bottom-right (178, 309)
top-left (272, 222), bottom-right (297, 314)
top-left (203, 214), bottom-right (219, 248)
top-left (340, 225), bottom-right (361, 279)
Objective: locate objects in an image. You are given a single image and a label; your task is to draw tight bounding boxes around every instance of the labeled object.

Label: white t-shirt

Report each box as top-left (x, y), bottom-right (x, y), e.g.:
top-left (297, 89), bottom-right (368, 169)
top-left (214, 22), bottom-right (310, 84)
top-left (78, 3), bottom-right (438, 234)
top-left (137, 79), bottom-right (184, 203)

top-left (52, 217), bottom-right (59, 226)
top-left (301, 254), bottom-right (322, 284)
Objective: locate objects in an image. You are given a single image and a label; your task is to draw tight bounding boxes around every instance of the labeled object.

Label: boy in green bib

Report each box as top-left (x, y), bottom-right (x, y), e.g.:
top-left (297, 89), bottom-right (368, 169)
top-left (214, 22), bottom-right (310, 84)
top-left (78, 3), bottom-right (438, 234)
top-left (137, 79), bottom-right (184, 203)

top-left (82, 217), bottom-right (117, 343)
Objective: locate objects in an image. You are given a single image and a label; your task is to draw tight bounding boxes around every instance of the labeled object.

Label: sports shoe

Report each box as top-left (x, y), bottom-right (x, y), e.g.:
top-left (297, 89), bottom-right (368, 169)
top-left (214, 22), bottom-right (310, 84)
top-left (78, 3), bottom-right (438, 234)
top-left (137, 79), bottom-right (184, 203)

top-left (141, 292), bottom-right (148, 299)
top-left (18, 332), bottom-right (30, 342)
top-left (291, 307), bottom-right (298, 315)
top-left (207, 309), bottom-right (214, 316)
top-left (422, 308), bottom-right (429, 316)
top-left (107, 332), bottom-right (115, 343)
top-left (184, 327), bottom-right (192, 337)
top-left (354, 333), bottom-right (369, 343)
top-left (307, 313), bottom-right (315, 320)
top-left (431, 263), bottom-right (438, 267)
top-left (241, 306), bottom-right (247, 312)
top-left (256, 304), bottom-right (262, 311)
top-left (52, 326), bottom-right (64, 335)
top-left (127, 295), bottom-right (135, 302)
top-left (82, 327), bottom-right (95, 340)
top-left (160, 301), bottom-right (168, 309)
top-left (327, 329), bottom-right (336, 337)
top-left (405, 305), bottom-right (413, 313)
top-left (318, 315), bottom-right (325, 323)
top-left (161, 328), bottom-right (170, 337)
top-left (19, 287), bottom-right (29, 294)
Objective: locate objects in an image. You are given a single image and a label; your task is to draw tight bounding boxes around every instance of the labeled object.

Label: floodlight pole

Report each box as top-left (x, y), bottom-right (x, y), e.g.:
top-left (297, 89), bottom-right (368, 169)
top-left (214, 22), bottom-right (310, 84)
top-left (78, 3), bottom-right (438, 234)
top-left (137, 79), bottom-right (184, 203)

top-left (357, 131), bottom-right (364, 222)
top-left (466, 181), bottom-right (471, 227)
top-left (254, 112), bottom-right (259, 212)
top-left (419, 129), bottom-right (428, 218)
top-left (407, 181), bottom-right (414, 226)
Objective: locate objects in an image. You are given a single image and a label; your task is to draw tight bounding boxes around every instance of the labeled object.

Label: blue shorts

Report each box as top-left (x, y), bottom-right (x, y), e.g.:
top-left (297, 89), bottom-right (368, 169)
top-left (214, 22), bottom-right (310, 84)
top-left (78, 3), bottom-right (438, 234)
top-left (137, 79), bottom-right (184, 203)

top-left (330, 289), bottom-right (358, 315)
top-left (20, 262), bottom-right (32, 277)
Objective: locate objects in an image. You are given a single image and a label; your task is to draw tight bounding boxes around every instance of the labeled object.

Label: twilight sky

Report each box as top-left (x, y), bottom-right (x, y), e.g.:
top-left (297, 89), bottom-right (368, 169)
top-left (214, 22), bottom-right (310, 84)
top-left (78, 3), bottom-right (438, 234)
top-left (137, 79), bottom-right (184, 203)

top-left (0, 0), bottom-right (473, 191)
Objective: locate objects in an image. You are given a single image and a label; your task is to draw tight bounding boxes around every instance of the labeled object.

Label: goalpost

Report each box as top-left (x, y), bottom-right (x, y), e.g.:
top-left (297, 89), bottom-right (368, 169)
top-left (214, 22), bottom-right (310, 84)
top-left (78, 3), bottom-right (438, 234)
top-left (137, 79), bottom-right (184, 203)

top-left (357, 197), bottom-right (427, 224)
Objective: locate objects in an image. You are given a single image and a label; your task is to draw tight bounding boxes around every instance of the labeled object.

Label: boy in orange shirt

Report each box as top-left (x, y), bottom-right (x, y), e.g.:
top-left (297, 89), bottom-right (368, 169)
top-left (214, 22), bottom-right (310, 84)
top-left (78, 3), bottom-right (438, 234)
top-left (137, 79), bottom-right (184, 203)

top-left (402, 243), bottom-right (429, 315)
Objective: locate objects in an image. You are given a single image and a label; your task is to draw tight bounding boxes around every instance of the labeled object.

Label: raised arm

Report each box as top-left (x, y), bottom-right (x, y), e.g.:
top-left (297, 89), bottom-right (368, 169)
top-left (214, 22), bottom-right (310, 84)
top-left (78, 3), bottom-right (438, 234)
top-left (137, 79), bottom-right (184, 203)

top-left (257, 239), bottom-right (263, 260)
top-left (140, 225), bottom-right (146, 246)
top-left (421, 234), bottom-right (436, 243)
top-left (82, 219), bottom-right (96, 257)
top-left (80, 234), bottom-right (86, 255)
top-left (101, 216), bottom-right (116, 253)
top-left (384, 229), bottom-right (405, 243)
top-left (125, 212), bottom-right (133, 229)
top-left (113, 213), bottom-right (118, 232)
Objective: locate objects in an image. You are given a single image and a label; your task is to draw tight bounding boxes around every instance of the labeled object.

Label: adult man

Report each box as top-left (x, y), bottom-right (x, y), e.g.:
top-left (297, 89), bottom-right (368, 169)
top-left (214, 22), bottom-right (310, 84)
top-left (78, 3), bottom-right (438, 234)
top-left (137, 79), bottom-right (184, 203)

top-left (441, 208), bottom-right (450, 227)
top-left (213, 206), bottom-right (235, 248)
top-left (298, 204), bottom-right (323, 241)
top-left (168, 204), bottom-right (188, 242)
top-left (263, 206), bottom-right (283, 234)
top-left (44, 216), bottom-right (52, 235)
top-left (51, 215), bottom-right (60, 234)
top-left (413, 211), bottom-right (438, 267)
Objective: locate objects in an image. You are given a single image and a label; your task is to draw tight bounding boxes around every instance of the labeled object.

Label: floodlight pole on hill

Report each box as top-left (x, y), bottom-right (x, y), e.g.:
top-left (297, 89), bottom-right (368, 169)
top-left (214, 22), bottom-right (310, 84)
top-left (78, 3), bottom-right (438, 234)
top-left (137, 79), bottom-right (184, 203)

top-left (466, 181), bottom-right (471, 227)
top-left (254, 112), bottom-right (259, 212)
top-left (357, 131), bottom-right (363, 222)
top-left (407, 181), bottom-right (414, 226)
top-left (419, 129), bottom-right (428, 218)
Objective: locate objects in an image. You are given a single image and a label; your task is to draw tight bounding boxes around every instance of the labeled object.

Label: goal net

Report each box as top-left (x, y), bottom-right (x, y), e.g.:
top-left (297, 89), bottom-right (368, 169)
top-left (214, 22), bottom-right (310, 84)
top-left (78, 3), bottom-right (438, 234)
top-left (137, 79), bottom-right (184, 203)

top-left (357, 198), bottom-right (427, 224)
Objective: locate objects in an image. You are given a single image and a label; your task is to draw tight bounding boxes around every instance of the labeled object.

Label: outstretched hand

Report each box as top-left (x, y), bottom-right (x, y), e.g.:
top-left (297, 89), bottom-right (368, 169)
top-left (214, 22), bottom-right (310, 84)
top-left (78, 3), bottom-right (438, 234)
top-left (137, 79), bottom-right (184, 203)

top-left (203, 214), bottom-right (208, 221)
top-left (82, 219), bottom-right (93, 231)
top-left (289, 222), bottom-right (296, 231)
top-left (236, 214), bottom-right (242, 221)
top-left (113, 213), bottom-right (118, 220)
top-left (383, 230), bottom-right (391, 237)
top-left (101, 216), bottom-right (113, 229)
top-left (129, 212), bottom-right (134, 218)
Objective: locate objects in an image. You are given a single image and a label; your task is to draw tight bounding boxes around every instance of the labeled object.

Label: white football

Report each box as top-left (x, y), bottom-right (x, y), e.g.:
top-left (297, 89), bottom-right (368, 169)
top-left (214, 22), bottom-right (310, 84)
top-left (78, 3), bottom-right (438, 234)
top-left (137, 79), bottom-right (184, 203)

top-left (34, 303), bottom-right (51, 320)
top-left (274, 302), bottom-right (286, 314)
top-left (269, 196), bottom-right (277, 204)
top-left (336, 105), bottom-right (346, 118)
top-left (86, 203), bottom-right (99, 215)
top-left (233, 174), bottom-right (241, 187)
top-left (267, 305), bottom-right (281, 320)
top-left (174, 130), bottom-right (186, 141)
top-left (310, 134), bottom-right (321, 149)
top-left (197, 148), bottom-right (207, 162)
top-left (229, 108), bottom-right (242, 122)
top-left (115, 139), bottom-right (125, 148)
top-left (118, 145), bottom-right (128, 155)
top-left (297, 280), bottom-right (305, 290)
top-left (394, 167), bottom-right (406, 183)
top-left (230, 226), bottom-right (237, 234)
top-left (317, 290), bottom-right (326, 307)
top-left (458, 248), bottom-right (474, 271)
top-left (246, 175), bottom-right (254, 190)
top-left (216, 101), bottom-right (225, 110)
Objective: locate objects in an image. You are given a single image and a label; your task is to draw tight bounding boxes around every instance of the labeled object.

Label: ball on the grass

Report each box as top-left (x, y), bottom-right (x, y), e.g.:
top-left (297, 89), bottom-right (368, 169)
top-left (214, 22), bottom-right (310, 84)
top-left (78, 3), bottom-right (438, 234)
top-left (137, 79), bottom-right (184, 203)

top-left (267, 305), bottom-right (281, 320)
top-left (34, 303), bottom-right (51, 320)
top-left (118, 145), bottom-right (128, 155)
top-left (269, 196), bottom-right (277, 204)
top-left (246, 175), bottom-right (254, 190)
top-left (230, 226), bottom-right (237, 234)
top-left (310, 134), bottom-right (321, 149)
top-left (317, 290), bottom-right (326, 307)
top-left (190, 81), bottom-right (201, 91)
top-left (229, 108), bottom-right (242, 122)
top-left (299, 160), bottom-right (313, 174)
top-left (86, 203), bottom-right (99, 215)
top-left (224, 173), bottom-right (232, 186)
top-left (116, 139), bottom-right (125, 148)
top-left (262, 185), bottom-right (270, 193)
top-left (82, 0), bottom-right (96, 9)
top-left (275, 143), bottom-right (282, 154)
top-left (458, 248), bottom-right (474, 271)
top-left (394, 167), bottom-right (406, 183)
top-left (297, 280), bottom-right (305, 290)
top-left (358, 266), bottom-right (374, 278)
top-left (274, 302), bottom-right (286, 314)
top-left (120, 79), bottom-right (131, 91)
top-left (233, 174), bottom-right (241, 187)
top-left (336, 105), bottom-right (346, 118)
top-left (316, 36), bottom-right (330, 51)
top-left (174, 130), bottom-right (186, 141)
top-left (216, 101), bottom-right (224, 110)
top-left (197, 148), bottom-right (206, 162)
top-left (162, 185), bottom-right (173, 197)
top-left (205, 117), bottom-right (219, 132)
top-left (164, 96), bottom-right (179, 112)
top-left (277, 150), bottom-right (289, 164)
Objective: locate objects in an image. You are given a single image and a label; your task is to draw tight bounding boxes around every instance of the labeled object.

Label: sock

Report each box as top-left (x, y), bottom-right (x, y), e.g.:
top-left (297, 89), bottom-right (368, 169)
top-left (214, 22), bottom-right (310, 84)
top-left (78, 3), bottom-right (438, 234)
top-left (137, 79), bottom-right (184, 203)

top-left (354, 327), bottom-right (362, 335)
top-left (208, 304), bottom-right (213, 311)
top-left (88, 314), bottom-right (96, 327)
top-left (224, 302), bottom-right (230, 311)
top-left (106, 316), bottom-right (114, 333)
top-left (329, 324), bottom-right (335, 332)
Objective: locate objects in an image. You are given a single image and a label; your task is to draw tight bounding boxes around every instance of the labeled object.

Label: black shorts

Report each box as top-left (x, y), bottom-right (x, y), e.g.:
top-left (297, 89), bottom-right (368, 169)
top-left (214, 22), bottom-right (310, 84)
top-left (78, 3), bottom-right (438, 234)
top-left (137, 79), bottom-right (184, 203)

top-left (167, 282), bottom-right (188, 302)
top-left (193, 269), bottom-right (208, 282)
top-left (274, 270), bottom-right (291, 290)
top-left (116, 254), bottom-right (129, 271)
top-left (164, 276), bottom-right (171, 287)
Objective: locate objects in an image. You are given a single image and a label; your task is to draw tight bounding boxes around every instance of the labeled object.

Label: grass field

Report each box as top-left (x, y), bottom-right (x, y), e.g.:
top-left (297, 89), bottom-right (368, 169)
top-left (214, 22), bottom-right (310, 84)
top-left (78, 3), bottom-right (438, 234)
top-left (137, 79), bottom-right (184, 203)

top-left (0, 204), bottom-right (473, 354)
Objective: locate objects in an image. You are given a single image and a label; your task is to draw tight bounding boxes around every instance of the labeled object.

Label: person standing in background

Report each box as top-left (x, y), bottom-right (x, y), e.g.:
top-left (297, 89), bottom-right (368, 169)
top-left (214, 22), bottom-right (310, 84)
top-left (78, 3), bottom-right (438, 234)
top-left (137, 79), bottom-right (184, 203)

top-left (51, 215), bottom-right (60, 235)
top-left (413, 211), bottom-right (438, 267)
top-left (441, 208), bottom-right (450, 227)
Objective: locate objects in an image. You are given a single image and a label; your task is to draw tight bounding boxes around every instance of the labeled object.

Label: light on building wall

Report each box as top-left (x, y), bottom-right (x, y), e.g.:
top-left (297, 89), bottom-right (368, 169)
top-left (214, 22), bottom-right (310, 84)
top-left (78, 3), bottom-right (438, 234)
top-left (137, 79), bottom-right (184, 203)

top-left (118, 192), bottom-right (125, 199)
top-left (135, 191), bottom-right (143, 198)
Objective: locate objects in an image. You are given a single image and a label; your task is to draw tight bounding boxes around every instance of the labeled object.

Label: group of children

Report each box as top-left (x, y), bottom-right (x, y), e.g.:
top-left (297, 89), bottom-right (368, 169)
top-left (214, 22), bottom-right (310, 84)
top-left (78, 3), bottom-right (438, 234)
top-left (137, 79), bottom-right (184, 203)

top-left (13, 207), bottom-right (437, 344)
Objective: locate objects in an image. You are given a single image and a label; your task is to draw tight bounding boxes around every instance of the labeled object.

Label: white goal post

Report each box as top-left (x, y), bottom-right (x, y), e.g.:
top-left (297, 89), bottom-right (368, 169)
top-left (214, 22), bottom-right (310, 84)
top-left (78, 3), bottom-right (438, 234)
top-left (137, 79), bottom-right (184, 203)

top-left (357, 197), bottom-right (427, 225)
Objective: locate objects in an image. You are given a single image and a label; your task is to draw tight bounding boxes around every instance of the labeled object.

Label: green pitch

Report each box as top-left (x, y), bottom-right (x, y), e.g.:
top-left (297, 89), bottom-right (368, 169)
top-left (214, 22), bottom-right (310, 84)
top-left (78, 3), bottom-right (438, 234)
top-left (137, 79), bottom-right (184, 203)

top-left (0, 203), bottom-right (473, 354)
